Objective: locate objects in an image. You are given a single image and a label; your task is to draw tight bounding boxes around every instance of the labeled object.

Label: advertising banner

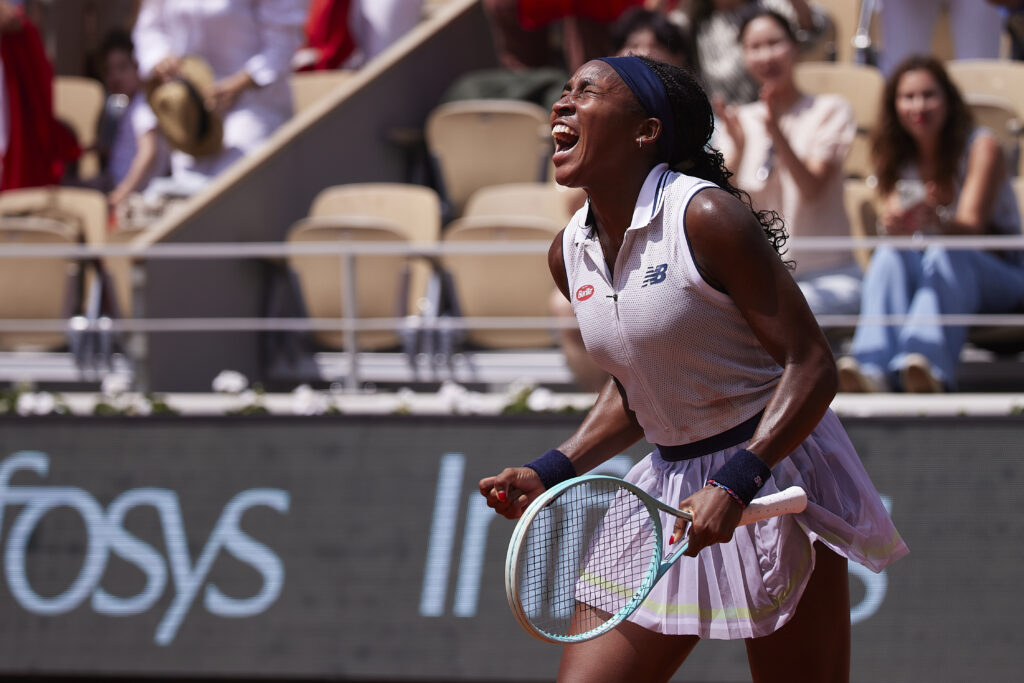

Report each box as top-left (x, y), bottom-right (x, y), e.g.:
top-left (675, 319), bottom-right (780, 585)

top-left (0, 414), bottom-right (1020, 681)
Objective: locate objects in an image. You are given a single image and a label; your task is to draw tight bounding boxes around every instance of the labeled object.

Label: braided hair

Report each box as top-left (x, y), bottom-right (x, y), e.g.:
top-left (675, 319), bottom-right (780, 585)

top-left (637, 56), bottom-right (790, 264)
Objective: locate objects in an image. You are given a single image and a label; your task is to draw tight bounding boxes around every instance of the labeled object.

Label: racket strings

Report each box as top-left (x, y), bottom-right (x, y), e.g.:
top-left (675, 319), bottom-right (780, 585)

top-left (516, 480), bottom-right (659, 639)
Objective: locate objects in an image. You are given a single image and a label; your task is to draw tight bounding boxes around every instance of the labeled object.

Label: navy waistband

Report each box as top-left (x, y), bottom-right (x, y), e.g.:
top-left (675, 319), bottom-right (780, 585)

top-left (656, 410), bottom-right (763, 461)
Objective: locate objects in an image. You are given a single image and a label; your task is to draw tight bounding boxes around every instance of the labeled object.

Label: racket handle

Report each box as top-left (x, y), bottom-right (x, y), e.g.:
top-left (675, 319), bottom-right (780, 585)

top-left (738, 486), bottom-right (807, 526)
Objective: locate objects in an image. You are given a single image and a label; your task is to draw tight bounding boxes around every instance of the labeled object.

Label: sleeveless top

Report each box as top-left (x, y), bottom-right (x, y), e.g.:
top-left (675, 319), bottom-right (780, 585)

top-left (561, 164), bottom-right (783, 447)
top-left (901, 127), bottom-right (1023, 265)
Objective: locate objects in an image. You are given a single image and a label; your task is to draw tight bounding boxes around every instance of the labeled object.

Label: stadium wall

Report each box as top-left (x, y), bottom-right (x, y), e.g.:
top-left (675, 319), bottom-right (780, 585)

top-left (0, 413), bottom-right (1019, 682)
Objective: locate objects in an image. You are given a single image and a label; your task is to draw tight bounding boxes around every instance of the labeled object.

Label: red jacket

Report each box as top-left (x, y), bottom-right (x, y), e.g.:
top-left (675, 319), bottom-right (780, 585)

top-left (1, 10), bottom-right (79, 191)
top-left (300, 0), bottom-right (356, 71)
top-left (518, 0), bottom-right (644, 30)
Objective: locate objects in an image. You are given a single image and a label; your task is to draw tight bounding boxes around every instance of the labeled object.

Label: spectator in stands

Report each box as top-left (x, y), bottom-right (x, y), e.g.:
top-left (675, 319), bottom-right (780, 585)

top-left (483, 0), bottom-right (644, 74)
top-left (877, 0), bottom-right (1005, 76)
top-left (679, 0), bottom-right (826, 106)
top-left (836, 56), bottom-right (1024, 393)
top-left (0, 0), bottom-right (80, 190)
top-left (133, 0), bottom-right (306, 197)
top-left (294, 0), bottom-right (422, 71)
top-left (96, 29), bottom-right (168, 220)
top-left (611, 5), bottom-right (697, 70)
top-left (294, 0), bottom-right (356, 70)
top-left (715, 9), bottom-right (860, 317)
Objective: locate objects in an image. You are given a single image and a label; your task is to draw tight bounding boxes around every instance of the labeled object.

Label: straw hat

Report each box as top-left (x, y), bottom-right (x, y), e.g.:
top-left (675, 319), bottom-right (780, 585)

top-left (146, 55), bottom-right (223, 157)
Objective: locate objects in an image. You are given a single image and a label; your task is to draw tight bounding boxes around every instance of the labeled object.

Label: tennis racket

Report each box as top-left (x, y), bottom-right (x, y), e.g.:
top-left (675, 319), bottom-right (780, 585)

top-left (504, 475), bottom-right (807, 644)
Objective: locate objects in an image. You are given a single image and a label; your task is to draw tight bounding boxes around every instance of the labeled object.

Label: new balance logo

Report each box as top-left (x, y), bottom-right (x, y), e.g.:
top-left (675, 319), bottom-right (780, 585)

top-left (642, 264), bottom-right (668, 287)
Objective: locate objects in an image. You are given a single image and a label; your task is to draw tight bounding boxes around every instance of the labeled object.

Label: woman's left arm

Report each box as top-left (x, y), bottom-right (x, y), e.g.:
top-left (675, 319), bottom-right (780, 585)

top-left (691, 190), bottom-right (837, 464)
top-left (942, 133), bottom-right (1007, 235)
top-left (672, 188), bottom-right (838, 553)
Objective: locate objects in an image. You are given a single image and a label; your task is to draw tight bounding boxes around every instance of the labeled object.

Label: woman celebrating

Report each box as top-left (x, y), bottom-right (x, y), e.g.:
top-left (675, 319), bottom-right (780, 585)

top-left (836, 56), bottom-right (1024, 393)
top-left (716, 8), bottom-right (860, 317)
top-left (479, 56), bottom-right (905, 682)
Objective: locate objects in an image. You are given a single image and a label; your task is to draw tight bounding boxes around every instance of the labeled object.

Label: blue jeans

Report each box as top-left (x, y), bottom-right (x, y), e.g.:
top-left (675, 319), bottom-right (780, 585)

top-left (849, 245), bottom-right (1024, 390)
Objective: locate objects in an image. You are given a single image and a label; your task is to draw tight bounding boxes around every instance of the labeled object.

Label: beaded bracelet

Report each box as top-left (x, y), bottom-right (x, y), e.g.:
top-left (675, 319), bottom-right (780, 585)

top-left (708, 479), bottom-right (747, 508)
top-left (708, 448), bottom-right (771, 507)
top-left (523, 449), bottom-right (576, 490)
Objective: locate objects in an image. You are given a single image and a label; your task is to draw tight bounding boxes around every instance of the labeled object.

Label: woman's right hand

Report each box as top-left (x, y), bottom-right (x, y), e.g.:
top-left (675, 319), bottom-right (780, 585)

top-left (478, 467), bottom-right (545, 520)
top-left (153, 55), bottom-right (183, 83)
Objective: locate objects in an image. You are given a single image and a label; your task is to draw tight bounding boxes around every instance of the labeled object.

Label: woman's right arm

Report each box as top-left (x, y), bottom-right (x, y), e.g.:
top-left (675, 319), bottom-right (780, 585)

top-left (132, 0), bottom-right (173, 78)
top-left (478, 233), bottom-right (645, 519)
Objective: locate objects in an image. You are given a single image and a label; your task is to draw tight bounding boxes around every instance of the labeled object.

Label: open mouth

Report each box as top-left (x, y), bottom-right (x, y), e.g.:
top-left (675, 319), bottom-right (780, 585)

top-left (552, 123), bottom-right (579, 155)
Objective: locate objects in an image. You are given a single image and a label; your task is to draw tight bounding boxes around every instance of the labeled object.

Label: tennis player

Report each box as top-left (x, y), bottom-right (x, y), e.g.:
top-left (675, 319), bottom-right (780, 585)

top-left (479, 55), bottom-right (907, 683)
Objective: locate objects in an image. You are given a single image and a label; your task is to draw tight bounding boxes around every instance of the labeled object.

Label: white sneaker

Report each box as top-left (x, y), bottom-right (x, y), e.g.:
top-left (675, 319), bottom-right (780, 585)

top-left (901, 353), bottom-right (944, 393)
top-left (836, 356), bottom-right (888, 393)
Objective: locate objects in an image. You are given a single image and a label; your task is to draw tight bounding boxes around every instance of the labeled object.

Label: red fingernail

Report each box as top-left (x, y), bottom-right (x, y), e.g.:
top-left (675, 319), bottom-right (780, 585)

top-left (496, 490), bottom-right (507, 502)
top-left (669, 535), bottom-right (675, 545)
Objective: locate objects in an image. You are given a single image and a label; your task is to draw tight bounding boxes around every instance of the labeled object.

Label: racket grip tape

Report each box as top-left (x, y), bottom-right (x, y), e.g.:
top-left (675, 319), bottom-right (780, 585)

top-left (738, 486), bottom-right (807, 526)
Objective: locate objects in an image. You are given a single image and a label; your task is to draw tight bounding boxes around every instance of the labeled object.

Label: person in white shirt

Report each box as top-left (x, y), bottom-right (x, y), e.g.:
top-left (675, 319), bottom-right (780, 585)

top-left (133, 0), bottom-right (307, 196)
top-left (715, 8), bottom-right (860, 316)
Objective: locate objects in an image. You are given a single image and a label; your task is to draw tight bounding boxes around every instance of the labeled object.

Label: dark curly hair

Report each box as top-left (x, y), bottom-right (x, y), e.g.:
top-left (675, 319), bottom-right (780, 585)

top-left (871, 55), bottom-right (973, 195)
top-left (637, 56), bottom-right (789, 262)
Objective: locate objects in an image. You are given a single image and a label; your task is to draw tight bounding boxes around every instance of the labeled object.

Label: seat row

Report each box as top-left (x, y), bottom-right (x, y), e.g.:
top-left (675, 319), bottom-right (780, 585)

top-left (286, 181), bottom-right (569, 353)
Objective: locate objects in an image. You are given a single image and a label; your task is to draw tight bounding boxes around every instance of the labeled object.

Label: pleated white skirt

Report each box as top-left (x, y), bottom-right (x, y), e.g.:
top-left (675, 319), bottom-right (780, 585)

top-left (623, 409), bottom-right (908, 640)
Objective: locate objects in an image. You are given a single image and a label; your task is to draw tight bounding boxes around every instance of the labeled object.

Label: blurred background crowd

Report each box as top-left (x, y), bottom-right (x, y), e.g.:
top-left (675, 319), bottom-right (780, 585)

top-left (3, 0), bottom-right (1024, 398)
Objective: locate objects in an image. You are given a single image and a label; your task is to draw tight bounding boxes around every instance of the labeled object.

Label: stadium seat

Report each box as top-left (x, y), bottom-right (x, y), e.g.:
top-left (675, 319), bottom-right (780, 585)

top-left (794, 62), bottom-right (884, 179)
top-left (53, 75), bottom-right (105, 180)
top-left (286, 183), bottom-right (442, 351)
top-left (947, 60), bottom-right (1024, 176)
top-left (842, 177), bottom-right (880, 271)
top-left (441, 214), bottom-right (562, 349)
top-left (809, 0), bottom-right (882, 64)
top-left (0, 186), bottom-right (107, 245)
top-left (963, 93), bottom-right (1022, 175)
top-left (0, 216), bottom-right (81, 351)
top-left (425, 99), bottom-right (552, 217)
top-left (461, 182), bottom-right (572, 225)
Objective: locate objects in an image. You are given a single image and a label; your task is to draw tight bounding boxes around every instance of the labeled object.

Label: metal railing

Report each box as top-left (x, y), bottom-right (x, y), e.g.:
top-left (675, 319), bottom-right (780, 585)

top-left (2, 234), bottom-right (1024, 389)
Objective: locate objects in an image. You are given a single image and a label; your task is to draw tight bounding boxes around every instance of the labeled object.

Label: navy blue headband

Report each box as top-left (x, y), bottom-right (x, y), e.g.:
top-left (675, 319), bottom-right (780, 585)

top-left (597, 56), bottom-right (675, 158)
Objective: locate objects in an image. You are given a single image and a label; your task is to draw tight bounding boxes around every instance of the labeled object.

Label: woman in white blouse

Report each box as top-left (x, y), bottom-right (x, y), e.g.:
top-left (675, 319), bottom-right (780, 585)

top-left (133, 0), bottom-right (307, 194)
top-left (714, 7), bottom-right (859, 317)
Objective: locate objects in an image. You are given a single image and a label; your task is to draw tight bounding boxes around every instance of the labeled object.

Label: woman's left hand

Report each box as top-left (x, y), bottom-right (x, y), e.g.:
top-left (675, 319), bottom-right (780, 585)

top-left (671, 484), bottom-right (744, 557)
top-left (207, 70), bottom-right (256, 118)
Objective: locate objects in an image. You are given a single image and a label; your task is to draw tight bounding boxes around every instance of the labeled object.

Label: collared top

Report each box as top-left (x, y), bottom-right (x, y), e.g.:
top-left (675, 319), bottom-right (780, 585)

top-left (562, 164), bottom-right (782, 446)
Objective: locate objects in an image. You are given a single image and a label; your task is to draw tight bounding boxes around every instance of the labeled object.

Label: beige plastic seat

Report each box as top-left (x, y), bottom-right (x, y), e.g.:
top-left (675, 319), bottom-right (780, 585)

top-left (290, 70), bottom-right (356, 115)
top-left (287, 183), bottom-right (442, 350)
top-left (0, 216), bottom-right (80, 351)
top-left (842, 177), bottom-right (880, 271)
top-left (794, 62), bottom-right (885, 179)
top-left (101, 225), bottom-right (147, 318)
top-left (810, 0), bottom-right (881, 63)
top-left (962, 93), bottom-right (1022, 174)
top-left (947, 60), bottom-right (1024, 176)
top-left (462, 182), bottom-right (572, 225)
top-left (441, 215), bottom-right (563, 349)
top-left (53, 75), bottom-right (105, 180)
top-left (287, 220), bottom-right (411, 351)
top-left (425, 99), bottom-right (552, 216)
top-left (0, 186), bottom-right (107, 246)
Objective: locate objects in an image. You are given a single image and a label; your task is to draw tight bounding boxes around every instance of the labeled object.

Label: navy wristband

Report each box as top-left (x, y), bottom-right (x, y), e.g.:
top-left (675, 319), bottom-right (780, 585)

top-left (523, 449), bottom-right (576, 490)
top-left (708, 448), bottom-right (771, 507)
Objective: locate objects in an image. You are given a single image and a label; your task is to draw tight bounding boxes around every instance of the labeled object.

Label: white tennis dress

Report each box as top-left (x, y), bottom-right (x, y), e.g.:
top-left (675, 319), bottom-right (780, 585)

top-left (561, 163), bottom-right (908, 639)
